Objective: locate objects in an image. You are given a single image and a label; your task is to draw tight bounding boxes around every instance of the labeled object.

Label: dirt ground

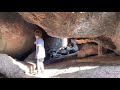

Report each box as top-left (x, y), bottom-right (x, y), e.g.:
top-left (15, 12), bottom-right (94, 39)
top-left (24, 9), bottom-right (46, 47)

top-left (1, 53), bottom-right (120, 78)
top-left (42, 53), bottom-right (120, 78)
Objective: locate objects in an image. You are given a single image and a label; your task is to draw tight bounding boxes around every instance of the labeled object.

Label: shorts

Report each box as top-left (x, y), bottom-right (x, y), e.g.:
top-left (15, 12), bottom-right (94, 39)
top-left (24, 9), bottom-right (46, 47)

top-left (37, 58), bottom-right (44, 62)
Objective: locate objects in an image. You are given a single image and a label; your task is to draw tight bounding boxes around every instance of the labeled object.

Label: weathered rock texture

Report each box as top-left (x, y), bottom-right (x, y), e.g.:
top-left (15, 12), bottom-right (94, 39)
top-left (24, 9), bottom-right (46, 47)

top-left (77, 44), bottom-right (99, 58)
top-left (0, 54), bottom-right (36, 78)
top-left (19, 12), bottom-right (120, 55)
top-left (24, 51), bottom-right (36, 65)
top-left (77, 43), bottom-right (107, 58)
top-left (0, 12), bottom-right (37, 58)
top-left (19, 12), bottom-right (118, 38)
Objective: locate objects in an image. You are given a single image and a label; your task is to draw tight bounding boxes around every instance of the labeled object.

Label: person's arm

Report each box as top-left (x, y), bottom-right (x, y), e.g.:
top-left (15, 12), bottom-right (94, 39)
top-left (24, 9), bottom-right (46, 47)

top-left (36, 45), bottom-right (39, 59)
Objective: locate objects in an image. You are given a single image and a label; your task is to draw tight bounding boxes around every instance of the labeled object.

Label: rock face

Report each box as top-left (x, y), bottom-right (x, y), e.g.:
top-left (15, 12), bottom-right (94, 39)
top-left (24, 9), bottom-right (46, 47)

top-left (19, 12), bottom-right (120, 55)
top-left (0, 12), bottom-right (37, 58)
top-left (24, 51), bottom-right (36, 64)
top-left (77, 44), bottom-right (98, 58)
top-left (0, 54), bottom-right (36, 78)
top-left (111, 22), bottom-right (120, 55)
top-left (19, 12), bottom-right (118, 38)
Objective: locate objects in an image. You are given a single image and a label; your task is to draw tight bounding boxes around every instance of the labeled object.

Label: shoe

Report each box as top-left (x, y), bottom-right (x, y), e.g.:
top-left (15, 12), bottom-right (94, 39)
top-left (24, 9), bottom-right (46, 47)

top-left (31, 70), bottom-right (38, 75)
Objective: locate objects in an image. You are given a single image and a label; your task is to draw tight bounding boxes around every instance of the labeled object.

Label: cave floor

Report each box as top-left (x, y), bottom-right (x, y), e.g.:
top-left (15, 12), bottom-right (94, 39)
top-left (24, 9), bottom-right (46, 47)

top-left (41, 53), bottom-right (120, 78)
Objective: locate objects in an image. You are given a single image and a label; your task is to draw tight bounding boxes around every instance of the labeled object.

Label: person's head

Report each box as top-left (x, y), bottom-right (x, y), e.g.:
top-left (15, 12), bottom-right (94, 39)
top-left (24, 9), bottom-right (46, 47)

top-left (34, 30), bottom-right (42, 39)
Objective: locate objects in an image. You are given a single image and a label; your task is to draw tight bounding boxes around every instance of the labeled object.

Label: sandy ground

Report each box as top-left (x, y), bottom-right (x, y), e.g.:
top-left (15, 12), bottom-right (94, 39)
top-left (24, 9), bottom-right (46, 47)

top-left (41, 53), bottom-right (120, 78)
top-left (1, 53), bottom-right (120, 78)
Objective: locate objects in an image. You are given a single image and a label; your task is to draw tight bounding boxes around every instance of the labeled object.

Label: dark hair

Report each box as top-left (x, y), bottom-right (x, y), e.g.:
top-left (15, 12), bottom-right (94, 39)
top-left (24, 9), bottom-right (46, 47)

top-left (34, 30), bottom-right (42, 36)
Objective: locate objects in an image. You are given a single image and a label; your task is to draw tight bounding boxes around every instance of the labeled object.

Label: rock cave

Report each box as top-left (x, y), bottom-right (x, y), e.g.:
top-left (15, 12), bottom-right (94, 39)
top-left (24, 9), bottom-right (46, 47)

top-left (0, 12), bottom-right (120, 78)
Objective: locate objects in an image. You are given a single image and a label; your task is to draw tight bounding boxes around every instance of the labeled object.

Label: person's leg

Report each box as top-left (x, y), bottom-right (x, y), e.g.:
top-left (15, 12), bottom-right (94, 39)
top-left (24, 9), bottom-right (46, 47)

top-left (37, 59), bottom-right (44, 73)
top-left (37, 59), bottom-right (41, 74)
top-left (36, 59), bottom-right (47, 78)
top-left (39, 61), bottom-right (44, 73)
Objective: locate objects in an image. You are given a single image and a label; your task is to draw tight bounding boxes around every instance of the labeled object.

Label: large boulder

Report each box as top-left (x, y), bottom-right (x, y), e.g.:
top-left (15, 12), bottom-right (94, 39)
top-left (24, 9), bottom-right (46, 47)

top-left (111, 22), bottom-right (120, 55)
top-left (19, 12), bottom-right (117, 38)
top-left (19, 12), bottom-right (120, 55)
top-left (0, 12), bottom-right (37, 58)
top-left (0, 54), bottom-right (36, 78)
top-left (77, 44), bottom-right (98, 58)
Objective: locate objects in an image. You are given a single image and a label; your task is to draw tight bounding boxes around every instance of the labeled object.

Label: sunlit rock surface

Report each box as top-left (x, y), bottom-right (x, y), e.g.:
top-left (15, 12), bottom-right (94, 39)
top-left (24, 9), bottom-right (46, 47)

top-left (0, 54), bottom-right (36, 78)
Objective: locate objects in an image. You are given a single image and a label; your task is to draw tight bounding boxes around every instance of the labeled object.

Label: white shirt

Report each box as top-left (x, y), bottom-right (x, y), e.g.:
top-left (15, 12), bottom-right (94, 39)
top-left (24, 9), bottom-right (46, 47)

top-left (36, 38), bottom-right (45, 59)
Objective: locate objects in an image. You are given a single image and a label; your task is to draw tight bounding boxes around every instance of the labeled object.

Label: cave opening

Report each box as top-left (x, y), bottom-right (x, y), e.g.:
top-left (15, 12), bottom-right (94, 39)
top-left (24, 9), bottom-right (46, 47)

top-left (44, 35), bottom-right (79, 64)
top-left (2, 12), bottom-right (120, 78)
top-left (12, 23), bottom-right (116, 64)
top-left (13, 25), bottom-right (78, 63)
top-left (15, 29), bottom-right (116, 63)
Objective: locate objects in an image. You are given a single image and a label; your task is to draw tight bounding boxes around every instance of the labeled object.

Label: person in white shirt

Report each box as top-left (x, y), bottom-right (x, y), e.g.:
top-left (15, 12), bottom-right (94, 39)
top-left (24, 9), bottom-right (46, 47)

top-left (34, 30), bottom-right (45, 75)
